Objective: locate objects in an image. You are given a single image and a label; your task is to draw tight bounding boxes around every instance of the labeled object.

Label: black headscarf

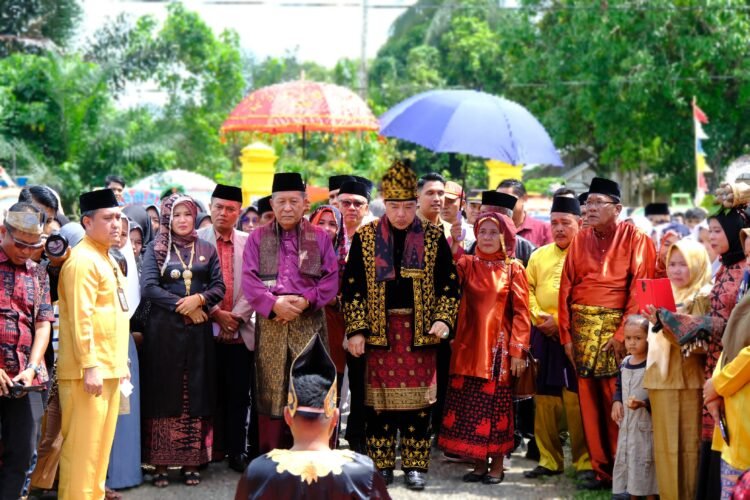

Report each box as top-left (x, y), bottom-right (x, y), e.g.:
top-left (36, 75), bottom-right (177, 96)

top-left (123, 205), bottom-right (154, 251)
top-left (710, 208), bottom-right (748, 267)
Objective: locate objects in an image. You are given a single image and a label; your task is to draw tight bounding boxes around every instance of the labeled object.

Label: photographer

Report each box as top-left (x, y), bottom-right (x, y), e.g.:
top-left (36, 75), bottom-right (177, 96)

top-left (0, 203), bottom-right (54, 499)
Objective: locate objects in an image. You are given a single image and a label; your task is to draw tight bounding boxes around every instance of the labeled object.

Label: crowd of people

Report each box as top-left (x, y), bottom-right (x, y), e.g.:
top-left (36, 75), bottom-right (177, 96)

top-left (2, 163), bottom-right (750, 499)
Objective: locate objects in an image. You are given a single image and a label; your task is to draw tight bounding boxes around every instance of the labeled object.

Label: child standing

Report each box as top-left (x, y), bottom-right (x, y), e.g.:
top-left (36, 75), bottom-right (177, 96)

top-left (611, 315), bottom-right (658, 499)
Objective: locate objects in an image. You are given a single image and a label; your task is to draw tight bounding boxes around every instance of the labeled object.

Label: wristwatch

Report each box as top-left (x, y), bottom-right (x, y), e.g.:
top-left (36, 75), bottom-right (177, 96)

top-left (26, 363), bottom-right (42, 376)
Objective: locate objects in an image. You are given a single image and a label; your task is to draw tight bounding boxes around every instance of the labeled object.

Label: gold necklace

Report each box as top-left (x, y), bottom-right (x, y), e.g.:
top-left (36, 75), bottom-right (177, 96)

top-left (173, 243), bottom-right (195, 295)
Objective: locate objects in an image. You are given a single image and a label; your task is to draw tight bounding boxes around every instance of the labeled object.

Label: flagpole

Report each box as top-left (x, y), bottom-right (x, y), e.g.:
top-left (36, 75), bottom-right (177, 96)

top-left (693, 96), bottom-right (699, 204)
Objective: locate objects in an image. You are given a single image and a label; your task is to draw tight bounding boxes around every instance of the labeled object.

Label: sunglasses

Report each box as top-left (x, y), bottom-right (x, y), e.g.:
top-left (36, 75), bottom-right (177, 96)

top-left (7, 231), bottom-right (43, 250)
top-left (340, 200), bottom-right (366, 209)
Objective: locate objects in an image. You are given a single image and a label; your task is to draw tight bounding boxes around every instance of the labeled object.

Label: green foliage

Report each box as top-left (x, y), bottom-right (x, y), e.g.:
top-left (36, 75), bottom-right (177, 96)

top-left (524, 177), bottom-right (566, 195)
top-left (0, 0), bottom-right (82, 56)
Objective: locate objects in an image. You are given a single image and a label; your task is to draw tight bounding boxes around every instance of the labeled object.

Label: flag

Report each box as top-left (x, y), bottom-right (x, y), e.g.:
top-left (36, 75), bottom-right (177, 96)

top-left (693, 98), bottom-right (711, 205)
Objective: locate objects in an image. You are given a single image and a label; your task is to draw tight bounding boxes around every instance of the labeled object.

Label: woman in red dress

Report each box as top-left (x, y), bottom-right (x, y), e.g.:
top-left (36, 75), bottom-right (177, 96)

top-left (438, 212), bottom-right (531, 484)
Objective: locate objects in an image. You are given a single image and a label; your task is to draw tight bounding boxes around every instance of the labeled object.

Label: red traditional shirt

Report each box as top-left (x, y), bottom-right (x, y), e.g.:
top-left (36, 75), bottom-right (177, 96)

top-left (0, 248), bottom-right (54, 379)
top-left (517, 214), bottom-right (553, 247)
top-left (215, 231), bottom-right (242, 344)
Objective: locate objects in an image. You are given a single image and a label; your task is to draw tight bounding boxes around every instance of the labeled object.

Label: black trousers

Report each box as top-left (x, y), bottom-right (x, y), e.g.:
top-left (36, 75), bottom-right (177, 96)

top-left (366, 406), bottom-right (432, 472)
top-left (215, 343), bottom-right (252, 457)
top-left (0, 392), bottom-right (43, 500)
top-left (431, 339), bottom-right (451, 434)
top-left (344, 352), bottom-right (366, 446)
top-left (246, 352), bottom-right (260, 459)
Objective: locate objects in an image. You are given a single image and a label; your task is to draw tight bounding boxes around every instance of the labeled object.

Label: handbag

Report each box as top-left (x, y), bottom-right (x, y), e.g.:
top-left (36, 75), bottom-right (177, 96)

top-left (512, 347), bottom-right (538, 401)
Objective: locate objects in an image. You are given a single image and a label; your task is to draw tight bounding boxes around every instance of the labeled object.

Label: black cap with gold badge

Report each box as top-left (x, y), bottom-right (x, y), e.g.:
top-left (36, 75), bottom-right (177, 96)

top-left (287, 334), bottom-right (338, 419)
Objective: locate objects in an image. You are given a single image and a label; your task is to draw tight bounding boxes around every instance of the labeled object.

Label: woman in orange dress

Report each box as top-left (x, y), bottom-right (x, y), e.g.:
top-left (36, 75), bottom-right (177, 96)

top-left (438, 212), bottom-right (531, 484)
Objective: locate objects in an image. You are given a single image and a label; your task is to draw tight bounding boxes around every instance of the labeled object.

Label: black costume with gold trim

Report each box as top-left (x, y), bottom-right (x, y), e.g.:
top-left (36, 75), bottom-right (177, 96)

top-left (342, 220), bottom-right (459, 347)
top-left (341, 218), bottom-right (459, 473)
top-left (237, 449), bottom-right (390, 500)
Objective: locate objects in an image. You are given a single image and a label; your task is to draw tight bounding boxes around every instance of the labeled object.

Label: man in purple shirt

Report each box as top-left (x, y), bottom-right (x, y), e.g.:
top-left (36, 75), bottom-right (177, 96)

top-left (497, 179), bottom-right (553, 247)
top-left (242, 172), bottom-right (339, 453)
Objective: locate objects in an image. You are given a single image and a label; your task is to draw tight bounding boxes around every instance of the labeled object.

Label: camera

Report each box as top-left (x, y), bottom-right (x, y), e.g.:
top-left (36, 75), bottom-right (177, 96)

top-left (45, 231), bottom-right (69, 258)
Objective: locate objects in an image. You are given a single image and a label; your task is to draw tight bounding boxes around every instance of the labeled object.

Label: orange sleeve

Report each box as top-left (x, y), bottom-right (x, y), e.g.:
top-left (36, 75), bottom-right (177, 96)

top-left (615, 231), bottom-right (657, 342)
top-left (509, 262), bottom-right (532, 359)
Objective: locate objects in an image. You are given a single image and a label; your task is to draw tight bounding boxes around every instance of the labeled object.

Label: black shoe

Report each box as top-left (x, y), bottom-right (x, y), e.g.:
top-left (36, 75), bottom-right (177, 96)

top-left (482, 472), bottom-right (504, 485)
top-left (404, 470), bottom-right (426, 490)
top-left (575, 470), bottom-right (596, 482)
top-left (379, 469), bottom-right (394, 486)
top-left (523, 465), bottom-right (563, 478)
top-left (576, 477), bottom-right (610, 490)
top-left (228, 454), bottom-right (248, 473)
top-left (462, 471), bottom-right (486, 482)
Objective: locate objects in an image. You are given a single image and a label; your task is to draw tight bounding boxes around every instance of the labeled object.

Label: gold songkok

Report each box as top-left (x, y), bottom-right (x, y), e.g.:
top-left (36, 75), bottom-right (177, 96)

top-left (381, 159), bottom-right (418, 201)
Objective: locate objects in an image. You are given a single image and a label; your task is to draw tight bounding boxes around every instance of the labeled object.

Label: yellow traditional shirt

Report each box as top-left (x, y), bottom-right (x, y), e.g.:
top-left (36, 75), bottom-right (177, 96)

top-left (526, 242), bottom-right (567, 325)
top-left (57, 235), bottom-right (129, 380)
top-left (712, 348), bottom-right (750, 470)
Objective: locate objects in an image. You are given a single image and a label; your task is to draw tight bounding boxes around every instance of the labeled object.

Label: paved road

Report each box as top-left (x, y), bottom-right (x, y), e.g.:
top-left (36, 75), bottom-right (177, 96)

top-left (117, 448), bottom-right (586, 500)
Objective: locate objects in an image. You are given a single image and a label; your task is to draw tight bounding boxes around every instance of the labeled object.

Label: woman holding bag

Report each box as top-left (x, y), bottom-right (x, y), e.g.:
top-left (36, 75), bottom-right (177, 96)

top-left (438, 212), bottom-right (531, 485)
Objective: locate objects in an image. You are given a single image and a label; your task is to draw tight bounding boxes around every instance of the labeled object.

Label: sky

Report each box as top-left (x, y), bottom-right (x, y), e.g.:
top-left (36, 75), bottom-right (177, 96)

top-left (77, 0), bottom-right (418, 68)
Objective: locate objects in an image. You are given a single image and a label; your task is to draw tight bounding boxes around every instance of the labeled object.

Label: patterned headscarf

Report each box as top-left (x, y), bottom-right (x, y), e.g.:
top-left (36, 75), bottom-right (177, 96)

top-left (310, 205), bottom-right (346, 278)
top-left (473, 212), bottom-right (516, 260)
top-left (153, 193), bottom-right (198, 275)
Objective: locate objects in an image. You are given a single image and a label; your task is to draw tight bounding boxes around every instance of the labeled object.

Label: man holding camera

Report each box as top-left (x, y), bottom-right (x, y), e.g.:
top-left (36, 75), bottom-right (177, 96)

top-left (0, 203), bottom-right (54, 498)
top-left (56, 189), bottom-right (129, 500)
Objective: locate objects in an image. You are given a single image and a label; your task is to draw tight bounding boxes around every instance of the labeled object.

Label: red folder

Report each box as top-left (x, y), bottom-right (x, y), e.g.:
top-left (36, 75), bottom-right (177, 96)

top-left (635, 278), bottom-right (676, 313)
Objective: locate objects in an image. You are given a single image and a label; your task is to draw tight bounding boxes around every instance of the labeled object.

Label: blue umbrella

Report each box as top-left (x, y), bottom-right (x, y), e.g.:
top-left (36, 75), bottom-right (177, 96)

top-left (379, 89), bottom-right (563, 166)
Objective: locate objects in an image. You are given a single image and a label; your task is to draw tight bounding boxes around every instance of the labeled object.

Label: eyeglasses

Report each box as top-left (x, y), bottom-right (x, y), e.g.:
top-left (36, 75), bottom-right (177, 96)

top-left (585, 199), bottom-right (617, 209)
top-left (340, 200), bottom-right (366, 209)
top-left (6, 230), bottom-right (43, 250)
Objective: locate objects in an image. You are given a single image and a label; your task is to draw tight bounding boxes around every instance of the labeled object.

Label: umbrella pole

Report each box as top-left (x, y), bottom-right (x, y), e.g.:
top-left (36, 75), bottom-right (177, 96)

top-left (302, 126), bottom-right (307, 159)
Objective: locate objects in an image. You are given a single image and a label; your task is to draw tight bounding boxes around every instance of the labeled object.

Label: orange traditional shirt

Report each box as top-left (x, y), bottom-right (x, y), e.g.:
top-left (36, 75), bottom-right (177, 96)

top-left (449, 252), bottom-right (531, 384)
top-left (558, 222), bottom-right (656, 345)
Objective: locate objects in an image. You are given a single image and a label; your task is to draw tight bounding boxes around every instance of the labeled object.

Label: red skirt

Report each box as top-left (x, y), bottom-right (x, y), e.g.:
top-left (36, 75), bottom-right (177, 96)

top-left (438, 373), bottom-right (514, 460)
top-left (365, 312), bottom-right (437, 411)
top-left (325, 304), bottom-right (346, 374)
top-left (143, 374), bottom-right (213, 466)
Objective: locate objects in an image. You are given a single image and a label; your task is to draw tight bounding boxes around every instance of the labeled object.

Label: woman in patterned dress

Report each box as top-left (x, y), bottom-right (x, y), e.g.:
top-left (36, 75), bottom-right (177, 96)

top-left (438, 213), bottom-right (531, 484)
top-left (140, 194), bottom-right (225, 487)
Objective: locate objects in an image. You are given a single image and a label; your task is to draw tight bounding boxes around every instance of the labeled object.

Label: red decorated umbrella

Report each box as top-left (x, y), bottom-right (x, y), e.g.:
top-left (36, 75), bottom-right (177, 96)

top-left (221, 80), bottom-right (378, 156)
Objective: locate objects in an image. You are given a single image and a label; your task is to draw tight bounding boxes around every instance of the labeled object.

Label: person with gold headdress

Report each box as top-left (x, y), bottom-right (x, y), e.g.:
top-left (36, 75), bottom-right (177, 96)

top-left (437, 212), bottom-right (530, 485)
top-left (641, 239), bottom-right (711, 500)
top-left (558, 177), bottom-right (656, 490)
top-left (242, 172), bottom-right (339, 454)
top-left (341, 159), bottom-right (460, 491)
top-left (57, 189), bottom-right (129, 500)
top-left (234, 334), bottom-right (390, 499)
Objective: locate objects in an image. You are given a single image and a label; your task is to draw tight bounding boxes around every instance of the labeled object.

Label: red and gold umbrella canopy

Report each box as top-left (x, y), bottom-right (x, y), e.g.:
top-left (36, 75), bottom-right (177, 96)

top-left (220, 80), bottom-right (379, 134)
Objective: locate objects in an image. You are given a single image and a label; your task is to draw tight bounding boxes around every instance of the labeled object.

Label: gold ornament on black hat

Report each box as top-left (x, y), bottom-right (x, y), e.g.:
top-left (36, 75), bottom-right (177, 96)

top-left (381, 159), bottom-right (418, 201)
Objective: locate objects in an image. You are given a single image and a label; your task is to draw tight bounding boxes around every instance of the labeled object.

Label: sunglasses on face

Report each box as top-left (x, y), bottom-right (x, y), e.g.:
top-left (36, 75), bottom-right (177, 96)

top-left (340, 200), bottom-right (366, 209)
top-left (7, 231), bottom-right (43, 250)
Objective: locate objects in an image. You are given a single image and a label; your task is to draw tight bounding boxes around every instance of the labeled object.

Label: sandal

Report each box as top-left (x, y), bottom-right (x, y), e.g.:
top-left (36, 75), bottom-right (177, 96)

top-left (462, 471), bottom-right (487, 482)
top-left (482, 472), bottom-right (505, 484)
top-left (183, 471), bottom-right (201, 486)
top-left (152, 473), bottom-right (169, 488)
top-left (105, 487), bottom-right (122, 499)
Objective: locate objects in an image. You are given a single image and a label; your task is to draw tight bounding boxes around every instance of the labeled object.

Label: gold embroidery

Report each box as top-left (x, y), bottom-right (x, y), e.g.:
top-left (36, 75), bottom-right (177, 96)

top-left (366, 385), bottom-right (436, 411)
top-left (348, 222), bottom-right (458, 349)
top-left (267, 449), bottom-right (355, 484)
top-left (366, 435), bottom-right (396, 470)
top-left (401, 436), bottom-right (432, 470)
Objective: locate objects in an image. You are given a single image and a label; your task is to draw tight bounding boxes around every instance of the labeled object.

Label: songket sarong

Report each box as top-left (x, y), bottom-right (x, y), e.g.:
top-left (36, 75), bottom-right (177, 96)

top-left (437, 365), bottom-right (514, 460)
top-left (143, 375), bottom-right (213, 466)
top-left (365, 311), bottom-right (437, 411)
top-left (570, 304), bottom-right (623, 378)
top-left (256, 309), bottom-right (328, 417)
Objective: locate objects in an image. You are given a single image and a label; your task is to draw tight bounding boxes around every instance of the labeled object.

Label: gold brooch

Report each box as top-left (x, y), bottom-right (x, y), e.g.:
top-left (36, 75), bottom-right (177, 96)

top-left (170, 269), bottom-right (181, 279)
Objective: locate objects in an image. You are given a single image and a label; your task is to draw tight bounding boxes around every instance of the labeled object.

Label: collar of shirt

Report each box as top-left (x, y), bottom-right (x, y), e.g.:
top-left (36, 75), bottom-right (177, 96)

top-left (214, 228), bottom-right (235, 244)
top-left (83, 234), bottom-right (112, 256)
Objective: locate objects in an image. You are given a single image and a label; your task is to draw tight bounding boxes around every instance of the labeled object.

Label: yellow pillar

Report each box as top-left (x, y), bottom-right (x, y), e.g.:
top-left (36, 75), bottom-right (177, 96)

top-left (486, 160), bottom-right (523, 190)
top-left (240, 142), bottom-right (277, 205)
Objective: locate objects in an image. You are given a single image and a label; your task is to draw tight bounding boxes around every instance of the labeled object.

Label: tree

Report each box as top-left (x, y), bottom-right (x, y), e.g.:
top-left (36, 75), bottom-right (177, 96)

top-left (0, 0), bottom-right (82, 55)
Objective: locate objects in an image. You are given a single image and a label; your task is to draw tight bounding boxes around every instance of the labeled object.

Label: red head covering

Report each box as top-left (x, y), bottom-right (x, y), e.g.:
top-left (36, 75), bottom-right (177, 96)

top-left (473, 212), bottom-right (516, 260)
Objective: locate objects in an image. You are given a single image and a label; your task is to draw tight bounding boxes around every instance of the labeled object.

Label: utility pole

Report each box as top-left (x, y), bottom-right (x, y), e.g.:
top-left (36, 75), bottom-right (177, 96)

top-left (359, 0), bottom-right (368, 99)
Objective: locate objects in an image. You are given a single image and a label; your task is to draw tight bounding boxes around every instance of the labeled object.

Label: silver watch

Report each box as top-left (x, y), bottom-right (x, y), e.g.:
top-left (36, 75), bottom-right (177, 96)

top-left (26, 363), bottom-right (42, 376)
